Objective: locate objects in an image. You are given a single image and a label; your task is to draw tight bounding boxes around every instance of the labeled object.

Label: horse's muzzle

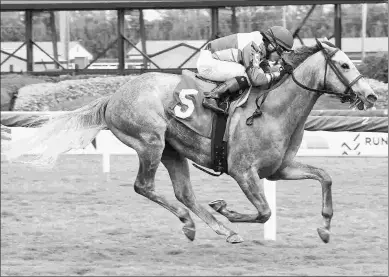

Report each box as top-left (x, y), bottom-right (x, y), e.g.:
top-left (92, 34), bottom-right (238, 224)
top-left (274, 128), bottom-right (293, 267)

top-left (367, 94), bottom-right (378, 104)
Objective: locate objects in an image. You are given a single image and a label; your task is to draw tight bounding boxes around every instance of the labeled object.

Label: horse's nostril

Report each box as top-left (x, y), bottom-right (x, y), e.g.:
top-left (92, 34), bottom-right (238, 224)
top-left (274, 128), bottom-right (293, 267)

top-left (367, 94), bottom-right (378, 103)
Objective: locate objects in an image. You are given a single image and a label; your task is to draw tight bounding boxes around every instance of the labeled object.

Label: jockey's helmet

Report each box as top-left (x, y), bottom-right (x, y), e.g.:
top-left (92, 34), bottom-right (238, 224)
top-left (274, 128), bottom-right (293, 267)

top-left (263, 26), bottom-right (294, 52)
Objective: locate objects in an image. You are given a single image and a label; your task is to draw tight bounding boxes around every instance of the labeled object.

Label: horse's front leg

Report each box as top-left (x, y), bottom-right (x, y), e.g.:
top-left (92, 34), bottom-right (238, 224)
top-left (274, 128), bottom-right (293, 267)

top-left (267, 161), bottom-right (333, 243)
top-left (161, 144), bottom-right (243, 244)
top-left (210, 167), bottom-right (272, 223)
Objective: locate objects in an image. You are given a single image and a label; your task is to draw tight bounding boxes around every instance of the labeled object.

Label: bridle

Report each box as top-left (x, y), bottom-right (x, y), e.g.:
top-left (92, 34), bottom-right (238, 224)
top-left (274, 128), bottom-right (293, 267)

top-left (266, 32), bottom-right (363, 103)
top-left (246, 39), bottom-right (365, 126)
top-left (287, 41), bottom-right (364, 103)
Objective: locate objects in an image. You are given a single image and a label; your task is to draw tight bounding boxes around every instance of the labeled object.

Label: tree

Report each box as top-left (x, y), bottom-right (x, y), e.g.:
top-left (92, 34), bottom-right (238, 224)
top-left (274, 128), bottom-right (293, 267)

top-left (1, 3), bottom-right (387, 59)
top-left (1, 12), bottom-right (25, 42)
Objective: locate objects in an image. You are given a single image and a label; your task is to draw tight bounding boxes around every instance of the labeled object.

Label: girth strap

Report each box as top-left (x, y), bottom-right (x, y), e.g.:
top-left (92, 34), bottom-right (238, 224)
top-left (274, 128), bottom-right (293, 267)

top-left (193, 99), bottom-right (229, 176)
top-left (211, 108), bottom-right (229, 174)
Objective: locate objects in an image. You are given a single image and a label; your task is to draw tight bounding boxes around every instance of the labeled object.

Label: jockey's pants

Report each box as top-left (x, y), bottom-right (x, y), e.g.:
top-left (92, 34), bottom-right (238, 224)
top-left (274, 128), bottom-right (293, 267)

top-left (196, 50), bottom-right (249, 83)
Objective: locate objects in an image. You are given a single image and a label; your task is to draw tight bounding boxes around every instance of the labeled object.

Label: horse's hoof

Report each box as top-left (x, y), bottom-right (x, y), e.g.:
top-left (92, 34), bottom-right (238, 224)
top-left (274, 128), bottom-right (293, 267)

top-left (182, 226), bottom-right (196, 241)
top-left (226, 233), bottom-right (244, 244)
top-left (209, 199), bottom-right (227, 212)
top-left (317, 227), bottom-right (330, 243)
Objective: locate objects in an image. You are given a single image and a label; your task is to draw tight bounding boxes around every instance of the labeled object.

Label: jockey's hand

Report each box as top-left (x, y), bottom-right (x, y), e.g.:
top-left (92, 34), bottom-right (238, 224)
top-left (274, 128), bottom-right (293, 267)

top-left (270, 64), bottom-right (282, 73)
top-left (272, 71), bottom-right (281, 81)
top-left (281, 63), bottom-right (294, 74)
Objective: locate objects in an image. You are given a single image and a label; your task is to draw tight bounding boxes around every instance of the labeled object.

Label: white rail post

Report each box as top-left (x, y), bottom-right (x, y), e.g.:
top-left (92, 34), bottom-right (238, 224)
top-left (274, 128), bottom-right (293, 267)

top-left (361, 3), bottom-right (367, 60)
top-left (102, 151), bottom-right (110, 173)
top-left (96, 131), bottom-right (111, 180)
top-left (263, 179), bottom-right (276, 240)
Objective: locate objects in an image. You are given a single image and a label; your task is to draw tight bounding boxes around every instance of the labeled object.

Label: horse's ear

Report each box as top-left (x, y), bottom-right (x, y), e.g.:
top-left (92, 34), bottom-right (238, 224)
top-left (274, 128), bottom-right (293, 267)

top-left (315, 38), bottom-right (323, 49)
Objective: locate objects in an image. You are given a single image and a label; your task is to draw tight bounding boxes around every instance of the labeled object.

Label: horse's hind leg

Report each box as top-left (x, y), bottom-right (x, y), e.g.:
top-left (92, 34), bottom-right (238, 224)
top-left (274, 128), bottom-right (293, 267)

top-left (267, 161), bottom-right (333, 243)
top-left (109, 125), bottom-right (196, 241)
top-left (161, 144), bottom-right (243, 244)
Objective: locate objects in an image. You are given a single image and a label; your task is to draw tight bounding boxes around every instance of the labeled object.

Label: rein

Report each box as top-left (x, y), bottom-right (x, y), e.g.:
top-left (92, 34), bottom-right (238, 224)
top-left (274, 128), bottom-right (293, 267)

top-left (246, 40), bottom-right (364, 125)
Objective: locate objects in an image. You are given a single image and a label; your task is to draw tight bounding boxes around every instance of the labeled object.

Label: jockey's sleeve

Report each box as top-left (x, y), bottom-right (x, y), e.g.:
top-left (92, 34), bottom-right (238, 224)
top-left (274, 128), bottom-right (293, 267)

top-left (241, 42), bottom-right (271, 86)
top-left (211, 49), bottom-right (241, 63)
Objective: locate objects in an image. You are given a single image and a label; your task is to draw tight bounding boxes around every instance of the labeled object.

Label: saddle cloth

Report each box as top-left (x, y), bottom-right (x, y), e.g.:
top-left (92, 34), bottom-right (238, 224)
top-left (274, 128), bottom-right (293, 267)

top-left (168, 70), bottom-right (251, 139)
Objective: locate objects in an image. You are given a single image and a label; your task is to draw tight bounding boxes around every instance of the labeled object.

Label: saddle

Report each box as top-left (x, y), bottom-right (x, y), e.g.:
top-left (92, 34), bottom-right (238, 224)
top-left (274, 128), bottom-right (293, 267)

top-left (168, 70), bottom-right (251, 175)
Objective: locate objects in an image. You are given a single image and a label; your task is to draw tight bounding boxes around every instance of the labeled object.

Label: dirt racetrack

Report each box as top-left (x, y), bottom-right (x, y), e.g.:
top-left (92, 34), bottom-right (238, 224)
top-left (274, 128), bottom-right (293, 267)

top-left (1, 155), bottom-right (388, 276)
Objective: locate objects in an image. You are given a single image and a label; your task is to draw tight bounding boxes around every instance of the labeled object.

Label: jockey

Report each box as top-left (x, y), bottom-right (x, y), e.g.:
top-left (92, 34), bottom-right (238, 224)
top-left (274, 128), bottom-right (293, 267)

top-left (197, 26), bottom-right (294, 113)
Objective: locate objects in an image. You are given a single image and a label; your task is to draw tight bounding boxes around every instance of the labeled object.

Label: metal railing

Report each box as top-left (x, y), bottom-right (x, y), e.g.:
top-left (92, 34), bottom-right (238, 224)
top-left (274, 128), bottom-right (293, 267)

top-left (1, 4), bottom-right (346, 76)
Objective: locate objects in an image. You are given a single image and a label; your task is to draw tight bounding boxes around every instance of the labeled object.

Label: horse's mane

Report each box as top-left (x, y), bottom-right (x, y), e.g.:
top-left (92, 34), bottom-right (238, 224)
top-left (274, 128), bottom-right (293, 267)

top-left (284, 41), bottom-right (337, 68)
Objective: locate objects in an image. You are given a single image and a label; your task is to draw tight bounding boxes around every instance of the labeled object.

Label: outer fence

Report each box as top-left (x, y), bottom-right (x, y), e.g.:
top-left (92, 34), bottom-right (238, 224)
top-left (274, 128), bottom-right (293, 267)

top-left (1, 110), bottom-right (388, 241)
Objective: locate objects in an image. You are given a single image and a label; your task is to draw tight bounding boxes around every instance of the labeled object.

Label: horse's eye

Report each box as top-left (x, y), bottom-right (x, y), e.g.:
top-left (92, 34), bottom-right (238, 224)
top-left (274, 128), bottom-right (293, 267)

top-left (341, 63), bottom-right (350, 69)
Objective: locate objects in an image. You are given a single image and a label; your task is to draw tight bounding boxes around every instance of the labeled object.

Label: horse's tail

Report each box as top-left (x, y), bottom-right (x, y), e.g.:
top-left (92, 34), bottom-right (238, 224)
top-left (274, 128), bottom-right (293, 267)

top-left (4, 96), bottom-right (111, 167)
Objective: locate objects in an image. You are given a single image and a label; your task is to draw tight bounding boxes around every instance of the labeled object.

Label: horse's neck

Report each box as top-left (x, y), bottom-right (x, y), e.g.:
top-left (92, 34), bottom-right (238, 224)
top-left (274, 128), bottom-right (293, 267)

top-left (263, 54), bottom-right (322, 127)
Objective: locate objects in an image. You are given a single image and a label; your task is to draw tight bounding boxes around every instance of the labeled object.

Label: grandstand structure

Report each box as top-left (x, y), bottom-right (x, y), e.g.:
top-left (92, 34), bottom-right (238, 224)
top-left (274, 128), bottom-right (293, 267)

top-left (1, 0), bottom-right (386, 75)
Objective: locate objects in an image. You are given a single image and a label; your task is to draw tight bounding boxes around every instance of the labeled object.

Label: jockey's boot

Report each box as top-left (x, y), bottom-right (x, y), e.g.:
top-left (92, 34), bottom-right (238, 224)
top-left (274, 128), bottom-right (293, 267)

top-left (203, 76), bottom-right (249, 114)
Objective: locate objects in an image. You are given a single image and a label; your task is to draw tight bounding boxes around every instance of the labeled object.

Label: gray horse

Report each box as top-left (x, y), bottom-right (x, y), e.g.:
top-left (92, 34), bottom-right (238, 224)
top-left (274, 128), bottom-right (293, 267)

top-left (6, 39), bottom-right (377, 244)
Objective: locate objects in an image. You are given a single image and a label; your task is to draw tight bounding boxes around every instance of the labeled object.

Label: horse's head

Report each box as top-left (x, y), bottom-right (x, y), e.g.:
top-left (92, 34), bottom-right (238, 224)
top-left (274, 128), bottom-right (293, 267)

top-left (314, 38), bottom-right (378, 110)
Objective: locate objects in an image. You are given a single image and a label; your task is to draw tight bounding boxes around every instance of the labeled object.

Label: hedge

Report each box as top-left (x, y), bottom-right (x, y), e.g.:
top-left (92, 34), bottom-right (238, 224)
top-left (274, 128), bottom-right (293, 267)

top-left (357, 52), bottom-right (388, 83)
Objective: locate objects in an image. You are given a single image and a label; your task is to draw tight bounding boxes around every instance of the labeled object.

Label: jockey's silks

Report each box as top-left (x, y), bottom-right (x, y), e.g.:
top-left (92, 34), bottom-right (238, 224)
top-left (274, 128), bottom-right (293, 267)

top-left (204, 32), bottom-right (272, 86)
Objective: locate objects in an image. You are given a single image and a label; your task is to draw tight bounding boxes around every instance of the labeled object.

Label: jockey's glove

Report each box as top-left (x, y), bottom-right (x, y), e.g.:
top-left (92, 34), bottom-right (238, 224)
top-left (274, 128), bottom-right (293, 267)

top-left (281, 63), bottom-right (294, 74)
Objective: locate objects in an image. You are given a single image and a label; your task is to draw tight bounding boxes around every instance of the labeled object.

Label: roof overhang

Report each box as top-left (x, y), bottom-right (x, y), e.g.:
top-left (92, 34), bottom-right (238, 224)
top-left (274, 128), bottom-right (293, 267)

top-left (1, 0), bottom-right (386, 11)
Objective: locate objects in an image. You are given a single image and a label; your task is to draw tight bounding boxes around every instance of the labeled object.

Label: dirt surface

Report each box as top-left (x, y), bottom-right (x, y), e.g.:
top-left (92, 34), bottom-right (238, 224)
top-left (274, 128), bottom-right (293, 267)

top-left (1, 155), bottom-right (387, 276)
